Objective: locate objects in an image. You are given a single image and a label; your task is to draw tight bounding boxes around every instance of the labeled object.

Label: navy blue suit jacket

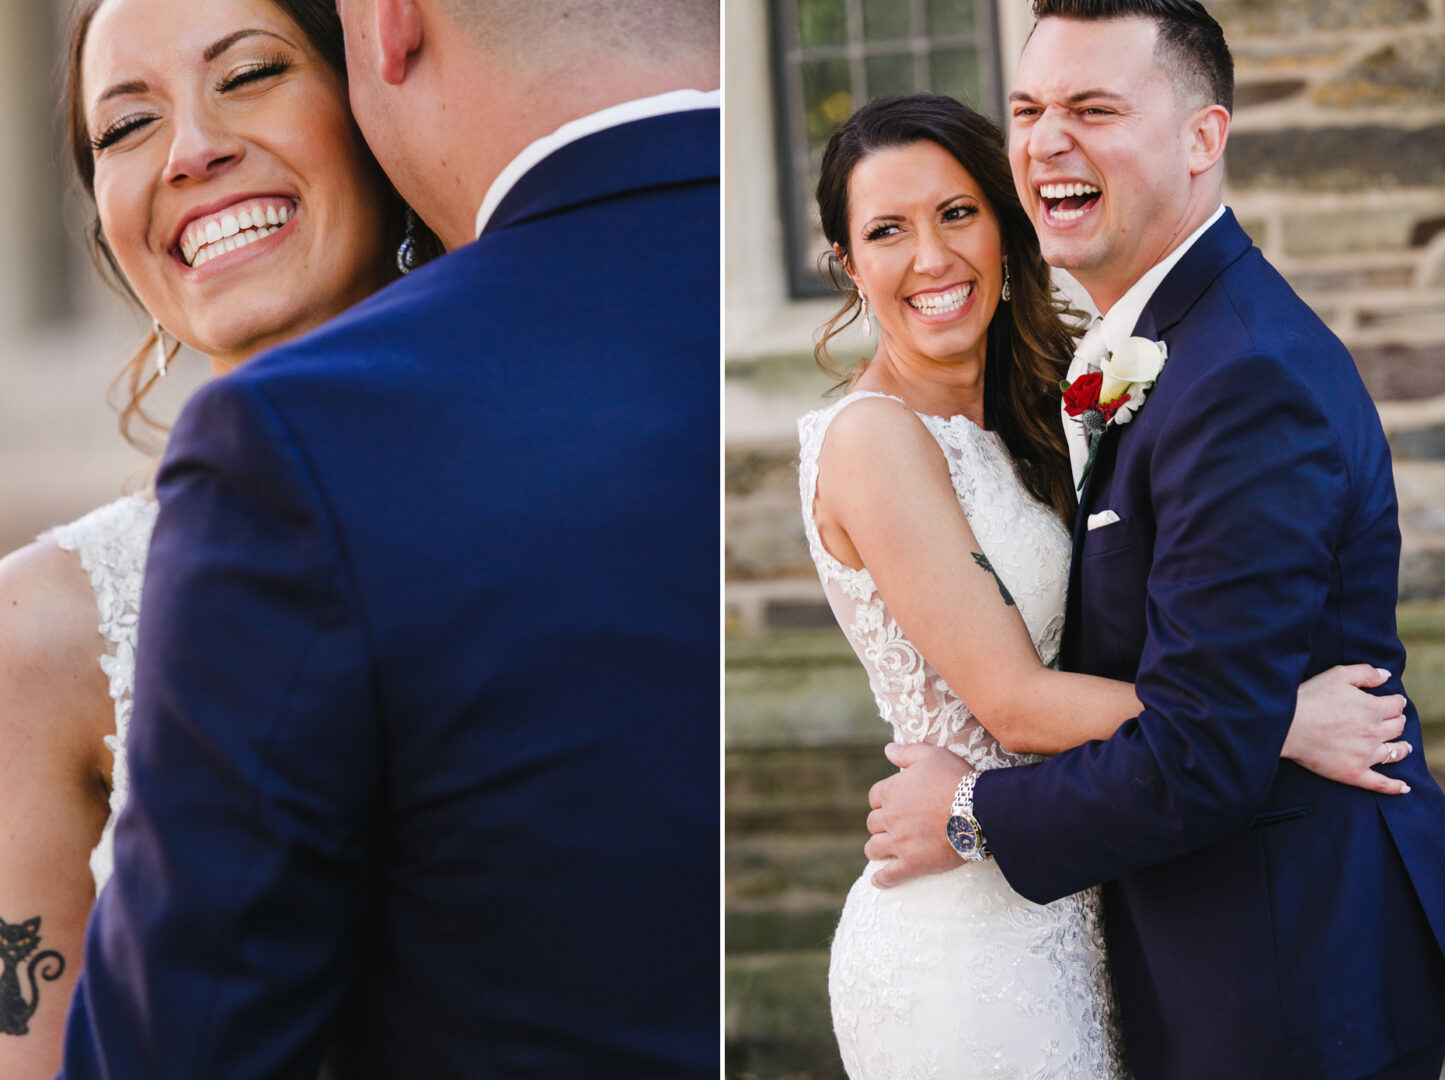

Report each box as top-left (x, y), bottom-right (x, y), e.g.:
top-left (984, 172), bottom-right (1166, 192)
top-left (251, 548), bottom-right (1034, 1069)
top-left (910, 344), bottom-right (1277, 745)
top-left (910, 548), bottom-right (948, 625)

top-left (975, 212), bottom-right (1445, 1078)
top-left (61, 109), bottom-right (719, 1079)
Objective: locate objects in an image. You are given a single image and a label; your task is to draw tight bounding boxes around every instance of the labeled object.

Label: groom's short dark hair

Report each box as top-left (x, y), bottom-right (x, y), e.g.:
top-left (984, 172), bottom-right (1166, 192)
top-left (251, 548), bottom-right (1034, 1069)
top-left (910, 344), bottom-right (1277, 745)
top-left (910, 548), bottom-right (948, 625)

top-left (1030, 0), bottom-right (1234, 114)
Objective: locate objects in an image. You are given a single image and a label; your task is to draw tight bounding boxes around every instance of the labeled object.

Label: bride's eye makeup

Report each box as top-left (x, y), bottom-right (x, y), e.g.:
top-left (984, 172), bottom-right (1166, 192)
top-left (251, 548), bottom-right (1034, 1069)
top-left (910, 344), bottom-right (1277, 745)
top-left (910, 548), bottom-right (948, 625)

top-left (91, 112), bottom-right (158, 152)
top-left (863, 221), bottom-right (901, 242)
top-left (215, 53), bottom-right (293, 93)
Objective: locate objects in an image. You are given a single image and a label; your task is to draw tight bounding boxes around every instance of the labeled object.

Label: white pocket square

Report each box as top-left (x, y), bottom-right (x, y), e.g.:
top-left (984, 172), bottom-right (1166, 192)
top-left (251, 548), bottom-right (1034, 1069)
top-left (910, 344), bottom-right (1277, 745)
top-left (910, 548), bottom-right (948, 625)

top-left (1086, 511), bottom-right (1121, 530)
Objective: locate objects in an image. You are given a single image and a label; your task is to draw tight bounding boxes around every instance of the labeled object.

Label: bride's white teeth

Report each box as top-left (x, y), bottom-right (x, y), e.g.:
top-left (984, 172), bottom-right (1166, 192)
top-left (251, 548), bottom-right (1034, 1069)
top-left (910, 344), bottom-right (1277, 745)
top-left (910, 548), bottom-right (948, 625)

top-left (186, 224), bottom-right (273, 267)
top-left (181, 200), bottom-right (297, 266)
top-left (907, 284), bottom-right (973, 314)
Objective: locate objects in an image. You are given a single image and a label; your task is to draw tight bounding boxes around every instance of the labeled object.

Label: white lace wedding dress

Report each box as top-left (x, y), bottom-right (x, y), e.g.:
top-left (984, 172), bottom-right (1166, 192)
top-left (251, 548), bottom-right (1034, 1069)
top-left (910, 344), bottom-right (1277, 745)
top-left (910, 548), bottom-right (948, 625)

top-left (798, 392), bottom-right (1127, 1080)
top-left (43, 494), bottom-right (158, 895)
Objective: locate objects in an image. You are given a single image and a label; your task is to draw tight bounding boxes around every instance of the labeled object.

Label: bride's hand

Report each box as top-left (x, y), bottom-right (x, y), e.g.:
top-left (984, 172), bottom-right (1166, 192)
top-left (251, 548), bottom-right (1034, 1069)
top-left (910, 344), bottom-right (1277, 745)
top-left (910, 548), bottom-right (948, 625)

top-left (1283, 664), bottom-right (1412, 795)
top-left (865, 742), bottom-right (973, 888)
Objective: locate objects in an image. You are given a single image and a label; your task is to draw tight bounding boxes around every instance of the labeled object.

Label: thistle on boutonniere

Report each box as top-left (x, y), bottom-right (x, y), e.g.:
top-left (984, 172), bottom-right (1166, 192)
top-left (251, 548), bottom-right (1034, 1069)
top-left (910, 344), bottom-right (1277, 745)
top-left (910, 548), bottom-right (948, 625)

top-left (1061, 336), bottom-right (1168, 490)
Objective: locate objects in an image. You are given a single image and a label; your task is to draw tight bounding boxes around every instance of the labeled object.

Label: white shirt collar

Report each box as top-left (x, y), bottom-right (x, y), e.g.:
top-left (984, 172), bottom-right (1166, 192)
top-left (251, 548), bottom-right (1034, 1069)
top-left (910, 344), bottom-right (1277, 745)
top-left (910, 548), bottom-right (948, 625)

top-left (473, 88), bottom-right (721, 238)
top-left (1097, 204), bottom-right (1226, 352)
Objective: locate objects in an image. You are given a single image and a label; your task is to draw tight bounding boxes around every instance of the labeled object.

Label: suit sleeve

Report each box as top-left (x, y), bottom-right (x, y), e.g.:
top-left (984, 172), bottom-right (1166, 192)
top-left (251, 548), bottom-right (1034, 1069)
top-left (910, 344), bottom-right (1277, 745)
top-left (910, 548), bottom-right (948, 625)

top-left (60, 375), bottom-right (378, 1079)
top-left (973, 350), bottom-right (1348, 904)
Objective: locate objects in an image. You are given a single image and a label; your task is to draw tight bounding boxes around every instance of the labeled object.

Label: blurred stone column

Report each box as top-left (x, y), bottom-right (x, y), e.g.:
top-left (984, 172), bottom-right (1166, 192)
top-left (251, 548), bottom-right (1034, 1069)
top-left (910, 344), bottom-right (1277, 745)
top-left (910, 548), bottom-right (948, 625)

top-left (0, 0), bottom-right (70, 333)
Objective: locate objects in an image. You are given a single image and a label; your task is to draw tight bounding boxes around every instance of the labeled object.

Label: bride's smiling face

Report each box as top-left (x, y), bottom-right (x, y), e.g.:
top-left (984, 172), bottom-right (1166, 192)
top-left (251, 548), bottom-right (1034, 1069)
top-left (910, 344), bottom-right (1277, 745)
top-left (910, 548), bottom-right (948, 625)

top-left (80, 0), bottom-right (392, 371)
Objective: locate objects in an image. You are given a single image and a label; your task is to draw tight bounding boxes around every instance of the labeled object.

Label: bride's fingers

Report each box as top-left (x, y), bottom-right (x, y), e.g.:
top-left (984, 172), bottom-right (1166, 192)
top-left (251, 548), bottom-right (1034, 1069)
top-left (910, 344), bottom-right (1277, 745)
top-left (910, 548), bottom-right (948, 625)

top-left (1337, 663), bottom-right (1392, 688)
top-left (1376, 714), bottom-right (1407, 742)
top-left (1358, 766), bottom-right (1412, 796)
top-left (866, 808), bottom-right (887, 835)
top-left (1375, 740), bottom-right (1412, 766)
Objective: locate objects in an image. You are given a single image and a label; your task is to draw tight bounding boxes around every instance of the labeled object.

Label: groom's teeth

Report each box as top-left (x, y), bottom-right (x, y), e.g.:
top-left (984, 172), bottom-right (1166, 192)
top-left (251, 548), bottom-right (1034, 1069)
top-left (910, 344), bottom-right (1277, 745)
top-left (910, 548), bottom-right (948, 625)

top-left (1038, 182), bottom-right (1102, 200)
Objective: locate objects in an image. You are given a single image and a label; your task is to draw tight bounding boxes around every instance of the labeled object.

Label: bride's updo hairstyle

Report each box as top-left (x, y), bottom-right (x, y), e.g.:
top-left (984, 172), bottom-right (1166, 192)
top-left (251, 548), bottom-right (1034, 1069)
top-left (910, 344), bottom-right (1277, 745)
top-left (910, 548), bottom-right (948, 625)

top-left (814, 93), bottom-right (1079, 524)
top-left (63, 0), bottom-right (441, 453)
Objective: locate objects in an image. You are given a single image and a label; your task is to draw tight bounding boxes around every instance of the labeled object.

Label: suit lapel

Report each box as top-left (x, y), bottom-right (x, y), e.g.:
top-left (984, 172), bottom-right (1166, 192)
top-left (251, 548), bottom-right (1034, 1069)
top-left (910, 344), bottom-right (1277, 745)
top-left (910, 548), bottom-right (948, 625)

top-left (1135, 210), bottom-right (1253, 339)
top-left (1061, 211), bottom-right (1252, 665)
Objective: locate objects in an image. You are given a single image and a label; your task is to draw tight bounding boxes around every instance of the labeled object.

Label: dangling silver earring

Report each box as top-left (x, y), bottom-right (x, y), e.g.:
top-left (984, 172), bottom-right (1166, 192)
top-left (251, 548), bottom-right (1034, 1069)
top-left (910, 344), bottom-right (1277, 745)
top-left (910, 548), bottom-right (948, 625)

top-left (153, 320), bottom-right (171, 378)
top-left (397, 207), bottom-right (418, 275)
top-left (1001, 256), bottom-right (1012, 303)
top-left (860, 295), bottom-right (872, 336)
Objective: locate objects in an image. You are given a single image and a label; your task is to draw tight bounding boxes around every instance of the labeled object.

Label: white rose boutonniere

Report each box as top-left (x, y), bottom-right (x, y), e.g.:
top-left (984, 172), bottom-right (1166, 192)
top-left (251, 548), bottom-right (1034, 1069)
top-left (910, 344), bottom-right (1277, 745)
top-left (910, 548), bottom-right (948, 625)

top-left (1098, 337), bottom-right (1167, 425)
top-left (1060, 336), bottom-right (1168, 489)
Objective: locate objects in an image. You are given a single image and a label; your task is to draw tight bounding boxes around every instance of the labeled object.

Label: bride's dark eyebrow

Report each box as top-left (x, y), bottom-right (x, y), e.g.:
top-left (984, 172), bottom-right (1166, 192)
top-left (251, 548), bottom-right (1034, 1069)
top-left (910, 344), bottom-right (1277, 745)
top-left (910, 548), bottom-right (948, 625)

top-left (204, 28), bottom-right (293, 62)
top-left (95, 29), bottom-right (295, 104)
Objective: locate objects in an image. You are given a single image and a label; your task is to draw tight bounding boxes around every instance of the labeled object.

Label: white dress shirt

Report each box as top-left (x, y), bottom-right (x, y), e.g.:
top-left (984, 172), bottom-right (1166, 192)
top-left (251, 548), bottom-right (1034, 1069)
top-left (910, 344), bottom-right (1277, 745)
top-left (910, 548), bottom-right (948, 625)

top-left (1062, 204), bottom-right (1227, 489)
top-left (473, 88), bottom-right (721, 239)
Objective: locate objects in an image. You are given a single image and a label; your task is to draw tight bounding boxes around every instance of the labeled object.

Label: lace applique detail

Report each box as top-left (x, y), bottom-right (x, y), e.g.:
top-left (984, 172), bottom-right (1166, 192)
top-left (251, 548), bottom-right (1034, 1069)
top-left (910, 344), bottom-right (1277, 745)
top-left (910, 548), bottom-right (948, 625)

top-left (798, 392), bottom-right (1068, 771)
top-left (799, 393), bottom-right (1127, 1079)
top-left (44, 495), bottom-right (159, 895)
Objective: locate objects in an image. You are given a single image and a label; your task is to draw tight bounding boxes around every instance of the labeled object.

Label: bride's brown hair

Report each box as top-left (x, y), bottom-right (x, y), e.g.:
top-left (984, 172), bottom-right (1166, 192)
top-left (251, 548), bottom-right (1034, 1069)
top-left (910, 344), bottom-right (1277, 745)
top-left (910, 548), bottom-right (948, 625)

top-left (814, 94), bottom-right (1081, 524)
top-left (63, 0), bottom-right (441, 454)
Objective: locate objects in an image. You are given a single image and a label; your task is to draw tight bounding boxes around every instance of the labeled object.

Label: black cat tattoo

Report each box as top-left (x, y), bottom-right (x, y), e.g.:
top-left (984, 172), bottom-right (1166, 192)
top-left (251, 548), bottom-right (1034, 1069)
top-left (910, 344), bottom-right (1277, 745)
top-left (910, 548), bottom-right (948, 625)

top-left (0, 916), bottom-right (65, 1036)
top-left (971, 552), bottom-right (1016, 607)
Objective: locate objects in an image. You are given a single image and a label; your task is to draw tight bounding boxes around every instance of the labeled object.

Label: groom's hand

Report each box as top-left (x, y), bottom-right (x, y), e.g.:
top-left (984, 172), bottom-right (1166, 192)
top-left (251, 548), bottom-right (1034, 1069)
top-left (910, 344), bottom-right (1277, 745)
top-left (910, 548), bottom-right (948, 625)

top-left (865, 742), bottom-right (970, 888)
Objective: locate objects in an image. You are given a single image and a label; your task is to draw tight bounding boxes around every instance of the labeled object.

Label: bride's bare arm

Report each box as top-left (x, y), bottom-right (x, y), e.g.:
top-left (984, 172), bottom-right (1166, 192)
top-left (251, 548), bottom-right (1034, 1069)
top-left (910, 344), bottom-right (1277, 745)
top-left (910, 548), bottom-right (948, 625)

top-left (816, 396), bottom-right (1137, 755)
top-left (0, 542), bottom-right (113, 1080)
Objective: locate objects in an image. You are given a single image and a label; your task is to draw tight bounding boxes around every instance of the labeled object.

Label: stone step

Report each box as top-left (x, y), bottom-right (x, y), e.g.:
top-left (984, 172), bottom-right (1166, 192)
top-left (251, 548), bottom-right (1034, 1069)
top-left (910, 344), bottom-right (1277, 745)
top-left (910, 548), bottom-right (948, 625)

top-left (726, 743), bottom-right (891, 833)
top-left (725, 950), bottom-right (842, 1080)
top-left (727, 833), bottom-right (860, 956)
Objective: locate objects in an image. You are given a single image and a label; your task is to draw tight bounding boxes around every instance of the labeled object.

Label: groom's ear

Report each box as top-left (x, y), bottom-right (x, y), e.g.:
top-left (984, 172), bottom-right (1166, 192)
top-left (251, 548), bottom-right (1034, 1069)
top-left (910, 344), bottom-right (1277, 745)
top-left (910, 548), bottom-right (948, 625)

top-left (1185, 104), bottom-right (1230, 178)
top-left (375, 0), bottom-right (424, 86)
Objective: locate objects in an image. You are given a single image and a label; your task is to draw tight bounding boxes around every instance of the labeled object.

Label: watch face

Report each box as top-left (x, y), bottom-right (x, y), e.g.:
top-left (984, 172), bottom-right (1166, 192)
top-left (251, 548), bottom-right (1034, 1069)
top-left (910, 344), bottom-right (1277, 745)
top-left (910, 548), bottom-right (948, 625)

top-left (946, 813), bottom-right (981, 858)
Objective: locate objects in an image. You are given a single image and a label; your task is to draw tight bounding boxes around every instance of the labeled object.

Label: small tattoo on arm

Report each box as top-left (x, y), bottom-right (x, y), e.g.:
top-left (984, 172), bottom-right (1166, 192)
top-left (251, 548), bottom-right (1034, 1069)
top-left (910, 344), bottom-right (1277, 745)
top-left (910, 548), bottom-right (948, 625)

top-left (0, 916), bottom-right (65, 1036)
top-left (971, 553), bottom-right (1015, 607)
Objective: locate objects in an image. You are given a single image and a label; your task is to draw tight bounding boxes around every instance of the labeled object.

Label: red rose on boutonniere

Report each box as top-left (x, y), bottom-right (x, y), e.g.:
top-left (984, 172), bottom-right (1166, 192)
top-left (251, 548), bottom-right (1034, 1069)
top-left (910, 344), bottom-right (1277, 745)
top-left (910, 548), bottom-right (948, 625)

top-left (1062, 371), bottom-right (1102, 417)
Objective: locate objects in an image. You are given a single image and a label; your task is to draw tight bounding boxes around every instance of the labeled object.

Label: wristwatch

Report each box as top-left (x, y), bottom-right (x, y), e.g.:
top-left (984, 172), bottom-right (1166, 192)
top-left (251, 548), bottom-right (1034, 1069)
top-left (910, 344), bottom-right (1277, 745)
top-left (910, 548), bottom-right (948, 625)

top-left (946, 771), bottom-right (991, 862)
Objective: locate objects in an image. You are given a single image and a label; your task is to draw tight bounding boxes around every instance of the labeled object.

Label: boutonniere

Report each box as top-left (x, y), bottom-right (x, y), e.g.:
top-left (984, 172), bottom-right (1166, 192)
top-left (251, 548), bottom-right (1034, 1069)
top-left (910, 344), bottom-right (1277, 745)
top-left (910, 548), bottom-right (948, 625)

top-left (1061, 336), bottom-right (1168, 490)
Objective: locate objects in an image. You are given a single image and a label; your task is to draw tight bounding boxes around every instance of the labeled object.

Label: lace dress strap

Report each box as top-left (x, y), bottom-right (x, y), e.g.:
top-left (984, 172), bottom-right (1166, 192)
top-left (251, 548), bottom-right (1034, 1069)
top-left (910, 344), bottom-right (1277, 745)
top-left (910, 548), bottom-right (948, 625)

top-left (42, 494), bottom-right (159, 893)
top-left (796, 391), bottom-right (907, 579)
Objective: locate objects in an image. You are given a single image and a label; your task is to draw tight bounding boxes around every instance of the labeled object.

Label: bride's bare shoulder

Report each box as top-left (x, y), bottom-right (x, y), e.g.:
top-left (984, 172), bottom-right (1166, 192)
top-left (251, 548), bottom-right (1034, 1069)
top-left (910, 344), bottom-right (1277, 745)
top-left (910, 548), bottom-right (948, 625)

top-left (0, 539), bottom-right (112, 767)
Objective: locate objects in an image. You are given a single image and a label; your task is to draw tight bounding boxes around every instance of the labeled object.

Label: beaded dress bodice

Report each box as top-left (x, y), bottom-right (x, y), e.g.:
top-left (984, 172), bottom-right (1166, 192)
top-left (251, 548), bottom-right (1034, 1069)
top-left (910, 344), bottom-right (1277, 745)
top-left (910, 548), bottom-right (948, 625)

top-left (44, 495), bottom-right (158, 894)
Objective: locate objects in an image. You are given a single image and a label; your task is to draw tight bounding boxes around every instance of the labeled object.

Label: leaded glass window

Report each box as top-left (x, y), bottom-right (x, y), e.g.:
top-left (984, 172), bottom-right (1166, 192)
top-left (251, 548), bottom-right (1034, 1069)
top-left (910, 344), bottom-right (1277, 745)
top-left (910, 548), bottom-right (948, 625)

top-left (770, 0), bottom-right (1004, 296)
